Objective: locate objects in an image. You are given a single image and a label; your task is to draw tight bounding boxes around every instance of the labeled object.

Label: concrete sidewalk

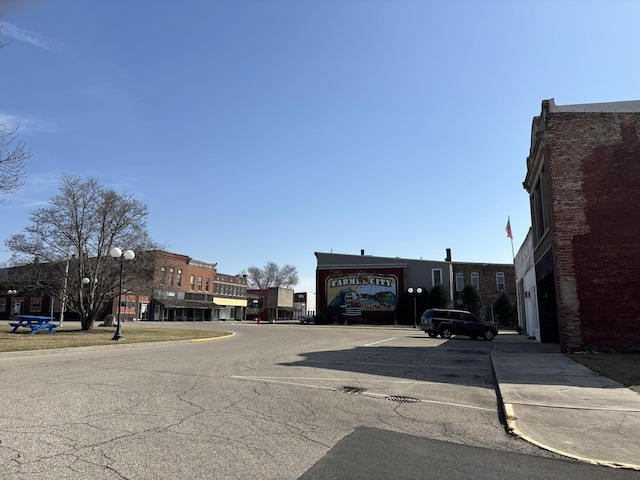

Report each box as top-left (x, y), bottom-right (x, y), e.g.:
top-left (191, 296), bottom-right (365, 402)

top-left (492, 332), bottom-right (640, 470)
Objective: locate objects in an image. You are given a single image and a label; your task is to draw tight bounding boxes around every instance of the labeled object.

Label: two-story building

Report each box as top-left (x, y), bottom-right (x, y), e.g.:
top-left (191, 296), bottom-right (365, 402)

top-left (150, 251), bottom-right (218, 321)
top-left (1, 250), bottom-right (248, 324)
top-left (246, 287), bottom-right (294, 323)
top-left (315, 250), bottom-right (515, 325)
top-left (213, 273), bottom-right (248, 320)
top-left (523, 98), bottom-right (640, 352)
top-left (315, 250), bottom-right (453, 325)
top-left (451, 260), bottom-right (516, 321)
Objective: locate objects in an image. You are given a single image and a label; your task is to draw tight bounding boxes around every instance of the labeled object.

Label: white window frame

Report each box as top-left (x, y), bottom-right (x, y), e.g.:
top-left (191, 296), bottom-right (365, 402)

top-left (471, 272), bottom-right (479, 290)
top-left (496, 272), bottom-right (505, 291)
top-left (455, 273), bottom-right (464, 292)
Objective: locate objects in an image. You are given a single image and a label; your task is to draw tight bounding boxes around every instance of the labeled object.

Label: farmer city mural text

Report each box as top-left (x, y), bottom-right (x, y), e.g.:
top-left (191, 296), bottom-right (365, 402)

top-left (326, 273), bottom-right (398, 317)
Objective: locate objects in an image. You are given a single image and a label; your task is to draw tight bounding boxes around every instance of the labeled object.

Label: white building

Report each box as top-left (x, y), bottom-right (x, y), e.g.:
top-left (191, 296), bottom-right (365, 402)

top-left (515, 228), bottom-right (540, 341)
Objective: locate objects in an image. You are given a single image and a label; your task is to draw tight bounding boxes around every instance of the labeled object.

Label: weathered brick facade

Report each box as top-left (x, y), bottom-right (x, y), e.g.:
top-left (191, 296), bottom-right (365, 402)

top-left (525, 99), bottom-right (640, 352)
top-left (451, 262), bottom-right (516, 320)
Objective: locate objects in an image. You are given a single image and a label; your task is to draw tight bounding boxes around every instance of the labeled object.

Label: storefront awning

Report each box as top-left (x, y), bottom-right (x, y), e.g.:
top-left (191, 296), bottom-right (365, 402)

top-left (213, 298), bottom-right (247, 307)
top-left (154, 299), bottom-right (214, 310)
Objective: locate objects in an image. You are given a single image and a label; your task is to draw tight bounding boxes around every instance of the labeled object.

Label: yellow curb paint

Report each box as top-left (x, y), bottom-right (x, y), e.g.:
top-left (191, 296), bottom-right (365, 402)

top-left (190, 332), bottom-right (235, 342)
top-left (503, 403), bottom-right (640, 471)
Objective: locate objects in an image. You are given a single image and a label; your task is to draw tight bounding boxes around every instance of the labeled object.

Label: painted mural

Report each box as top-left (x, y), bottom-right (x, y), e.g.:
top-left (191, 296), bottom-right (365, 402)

top-left (325, 272), bottom-right (398, 317)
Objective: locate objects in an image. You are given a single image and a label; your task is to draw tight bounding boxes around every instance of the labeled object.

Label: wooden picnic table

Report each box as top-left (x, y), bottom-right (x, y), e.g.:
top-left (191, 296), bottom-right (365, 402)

top-left (9, 315), bottom-right (59, 335)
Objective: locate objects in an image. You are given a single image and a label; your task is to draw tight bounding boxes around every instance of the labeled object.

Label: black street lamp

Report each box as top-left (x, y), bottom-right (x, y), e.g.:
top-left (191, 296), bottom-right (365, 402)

top-left (407, 287), bottom-right (423, 328)
top-left (109, 247), bottom-right (135, 341)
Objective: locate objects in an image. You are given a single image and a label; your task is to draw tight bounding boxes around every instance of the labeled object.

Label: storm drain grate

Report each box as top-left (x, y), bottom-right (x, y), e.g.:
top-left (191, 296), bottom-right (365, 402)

top-left (387, 395), bottom-right (421, 404)
top-left (340, 386), bottom-right (366, 394)
top-left (338, 387), bottom-right (420, 404)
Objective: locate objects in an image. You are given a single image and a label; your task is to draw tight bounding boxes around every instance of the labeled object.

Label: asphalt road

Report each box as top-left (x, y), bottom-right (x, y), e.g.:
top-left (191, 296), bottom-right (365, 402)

top-left (0, 322), bottom-right (630, 479)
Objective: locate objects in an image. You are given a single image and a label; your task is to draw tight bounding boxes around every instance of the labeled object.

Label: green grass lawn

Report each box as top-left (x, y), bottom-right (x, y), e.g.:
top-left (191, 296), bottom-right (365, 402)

top-left (0, 325), bottom-right (232, 352)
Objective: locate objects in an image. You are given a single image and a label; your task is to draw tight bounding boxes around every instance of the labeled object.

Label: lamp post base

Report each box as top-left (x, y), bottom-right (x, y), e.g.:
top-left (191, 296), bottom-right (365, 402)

top-left (111, 322), bottom-right (124, 341)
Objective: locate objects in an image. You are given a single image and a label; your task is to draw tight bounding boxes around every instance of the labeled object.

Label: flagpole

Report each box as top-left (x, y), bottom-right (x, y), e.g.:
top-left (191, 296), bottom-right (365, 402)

top-left (507, 216), bottom-right (515, 263)
top-left (510, 237), bottom-right (515, 263)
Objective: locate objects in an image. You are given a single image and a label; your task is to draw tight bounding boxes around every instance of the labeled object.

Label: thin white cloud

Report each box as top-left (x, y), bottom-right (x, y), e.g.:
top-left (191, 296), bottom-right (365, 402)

top-left (1, 21), bottom-right (69, 53)
top-left (0, 112), bottom-right (53, 133)
top-left (3, 173), bottom-right (63, 210)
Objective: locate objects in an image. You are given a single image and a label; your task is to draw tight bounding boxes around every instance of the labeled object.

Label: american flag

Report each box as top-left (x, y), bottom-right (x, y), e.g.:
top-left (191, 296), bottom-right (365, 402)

top-left (505, 219), bottom-right (512, 239)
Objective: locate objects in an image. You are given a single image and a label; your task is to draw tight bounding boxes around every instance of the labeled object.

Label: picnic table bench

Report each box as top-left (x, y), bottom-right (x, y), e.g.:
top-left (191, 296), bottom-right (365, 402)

top-left (9, 315), bottom-right (59, 335)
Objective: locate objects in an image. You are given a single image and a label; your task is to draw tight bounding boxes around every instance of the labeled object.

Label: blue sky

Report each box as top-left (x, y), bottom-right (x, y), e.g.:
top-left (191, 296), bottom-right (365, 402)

top-left (1, 0), bottom-right (639, 294)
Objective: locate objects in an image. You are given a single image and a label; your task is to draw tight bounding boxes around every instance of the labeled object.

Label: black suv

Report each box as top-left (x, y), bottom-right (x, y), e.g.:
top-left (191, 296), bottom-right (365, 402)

top-left (419, 308), bottom-right (498, 340)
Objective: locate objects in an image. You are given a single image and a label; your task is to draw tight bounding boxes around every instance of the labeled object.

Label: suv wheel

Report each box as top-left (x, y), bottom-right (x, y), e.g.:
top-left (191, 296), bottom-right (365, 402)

top-left (483, 329), bottom-right (495, 340)
top-left (440, 326), bottom-right (452, 339)
top-left (427, 332), bottom-right (437, 338)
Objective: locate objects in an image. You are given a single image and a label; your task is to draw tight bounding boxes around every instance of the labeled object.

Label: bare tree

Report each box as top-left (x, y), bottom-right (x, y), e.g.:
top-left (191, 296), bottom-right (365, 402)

top-left (245, 261), bottom-right (299, 289)
top-left (4, 175), bottom-right (159, 330)
top-left (0, 19), bottom-right (31, 198)
top-left (0, 124), bottom-right (30, 197)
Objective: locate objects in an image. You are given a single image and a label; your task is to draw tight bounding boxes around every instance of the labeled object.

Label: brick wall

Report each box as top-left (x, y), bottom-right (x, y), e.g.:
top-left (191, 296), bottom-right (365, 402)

top-left (153, 251), bottom-right (216, 293)
top-left (546, 109), bottom-right (640, 351)
top-left (452, 262), bottom-right (516, 318)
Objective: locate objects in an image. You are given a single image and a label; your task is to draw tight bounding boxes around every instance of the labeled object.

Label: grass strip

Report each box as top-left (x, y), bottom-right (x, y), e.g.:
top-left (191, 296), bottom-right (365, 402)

top-left (1, 325), bottom-right (231, 352)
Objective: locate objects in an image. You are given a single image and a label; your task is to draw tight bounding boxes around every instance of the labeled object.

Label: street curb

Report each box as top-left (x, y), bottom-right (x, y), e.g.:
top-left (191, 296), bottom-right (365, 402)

top-left (501, 402), bottom-right (640, 470)
top-left (0, 331), bottom-right (236, 358)
top-left (190, 332), bottom-right (235, 342)
top-left (490, 346), bottom-right (640, 470)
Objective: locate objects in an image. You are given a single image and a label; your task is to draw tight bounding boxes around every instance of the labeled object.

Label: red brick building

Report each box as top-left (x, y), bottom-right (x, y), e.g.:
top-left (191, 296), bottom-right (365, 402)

top-left (524, 99), bottom-right (640, 352)
top-left (0, 250), bottom-right (248, 324)
top-left (451, 262), bottom-right (516, 320)
top-left (151, 251), bottom-right (218, 321)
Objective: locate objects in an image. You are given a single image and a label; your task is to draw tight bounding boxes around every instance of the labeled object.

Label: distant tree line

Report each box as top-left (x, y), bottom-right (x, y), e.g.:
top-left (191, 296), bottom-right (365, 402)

top-left (242, 262), bottom-right (299, 289)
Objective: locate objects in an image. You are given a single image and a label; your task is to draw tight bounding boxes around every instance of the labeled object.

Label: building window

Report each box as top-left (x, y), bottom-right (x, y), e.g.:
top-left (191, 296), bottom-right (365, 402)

top-left (496, 272), bottom-right (505, 291)
top-left (30, 297), bottom-right (42, 312)
top-left (432, 269), bottom-right (442, 286)
top-left (532, 166), bottom-right (551, 243)
top-left (455, 273), bottom-right (464, 292)
top-left (169, 268), bottom-right (174, 286)
top-left (190, 275), bottom-right (195, 291)
top-left (177, 269), bottom-right (183, 287)
top-left (205, 278), bottom-right (210, 292)
top-left (160, 267), bottom-right (166, 286)
top-left (471, 272), bottom-right (479, 290)
top-left (198, 276), bottom-right (203, 291)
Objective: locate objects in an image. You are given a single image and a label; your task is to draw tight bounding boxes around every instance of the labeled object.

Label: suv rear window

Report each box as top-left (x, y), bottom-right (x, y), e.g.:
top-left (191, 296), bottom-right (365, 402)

top-left (422, 309), bottom-right (436, 319)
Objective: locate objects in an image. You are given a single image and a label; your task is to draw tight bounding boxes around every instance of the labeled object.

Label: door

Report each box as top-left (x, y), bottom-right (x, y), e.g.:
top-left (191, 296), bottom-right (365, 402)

top-left (447, 311), bottom-right (464, 334)
top-left (12, 300), bottom-right (22, 318)
top-left (461, 313), bottom-right (483, 336)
